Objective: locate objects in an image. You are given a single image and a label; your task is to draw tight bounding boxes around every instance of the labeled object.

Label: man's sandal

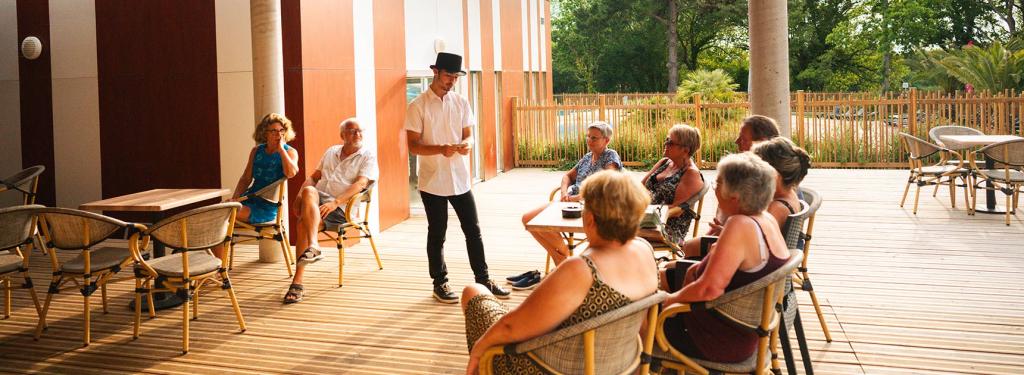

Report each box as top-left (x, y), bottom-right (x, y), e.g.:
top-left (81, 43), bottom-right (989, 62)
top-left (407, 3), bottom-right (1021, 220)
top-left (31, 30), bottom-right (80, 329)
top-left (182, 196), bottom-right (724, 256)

top-left (283, 284), bottom-right (304, 304)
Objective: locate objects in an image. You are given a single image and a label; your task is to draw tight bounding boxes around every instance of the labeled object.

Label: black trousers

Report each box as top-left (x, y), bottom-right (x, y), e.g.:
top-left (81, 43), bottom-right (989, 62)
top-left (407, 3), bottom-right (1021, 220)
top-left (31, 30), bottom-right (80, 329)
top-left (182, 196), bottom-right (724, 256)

top-left (420, 190), bottom-right (490, 286)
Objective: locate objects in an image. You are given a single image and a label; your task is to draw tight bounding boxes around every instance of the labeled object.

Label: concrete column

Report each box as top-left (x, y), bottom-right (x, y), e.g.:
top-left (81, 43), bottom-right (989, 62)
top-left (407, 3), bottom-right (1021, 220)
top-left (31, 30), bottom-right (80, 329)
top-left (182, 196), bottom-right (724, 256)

top-left (250, 0), bottom-right (286, 262)
top-left (748, 0), bottom-right (791, 136)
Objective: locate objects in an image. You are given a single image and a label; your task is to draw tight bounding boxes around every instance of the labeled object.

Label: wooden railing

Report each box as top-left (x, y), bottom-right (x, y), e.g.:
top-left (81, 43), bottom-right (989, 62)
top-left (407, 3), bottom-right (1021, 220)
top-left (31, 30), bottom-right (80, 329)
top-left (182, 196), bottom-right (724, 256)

top-left (515, 89), bottom-right (1024, 168)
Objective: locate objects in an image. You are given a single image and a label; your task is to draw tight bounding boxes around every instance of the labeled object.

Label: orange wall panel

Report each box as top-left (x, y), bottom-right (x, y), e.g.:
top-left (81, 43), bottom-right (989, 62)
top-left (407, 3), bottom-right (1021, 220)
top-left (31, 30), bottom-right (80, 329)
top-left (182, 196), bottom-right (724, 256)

top-left (300, 70), bottom-right (356, 173)
top-left (373, 0), bottom-right (408, 229)
top-left (500, 0), bottom-right (524, 170)
top-left (300, 0), bottom-right (355, 70)
top-left (478, 0), bottom-right (497, 178)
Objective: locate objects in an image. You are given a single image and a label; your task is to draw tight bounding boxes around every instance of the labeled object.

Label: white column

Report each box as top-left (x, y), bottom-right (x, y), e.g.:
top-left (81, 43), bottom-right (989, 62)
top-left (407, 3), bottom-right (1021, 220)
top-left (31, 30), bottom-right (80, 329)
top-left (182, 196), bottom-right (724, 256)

top-left (748, 0), bottom-right (791, 136)
top-left (250, 0), bottom-right (286, 262)
top-left (352, 0), bottom-right (380, 234)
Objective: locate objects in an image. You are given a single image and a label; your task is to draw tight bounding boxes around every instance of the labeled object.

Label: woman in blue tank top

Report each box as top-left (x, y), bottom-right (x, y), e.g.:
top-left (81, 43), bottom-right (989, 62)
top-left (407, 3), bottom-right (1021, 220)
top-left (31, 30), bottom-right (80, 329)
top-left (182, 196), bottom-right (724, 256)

top-left (212, 113), bottom-right (299, 260)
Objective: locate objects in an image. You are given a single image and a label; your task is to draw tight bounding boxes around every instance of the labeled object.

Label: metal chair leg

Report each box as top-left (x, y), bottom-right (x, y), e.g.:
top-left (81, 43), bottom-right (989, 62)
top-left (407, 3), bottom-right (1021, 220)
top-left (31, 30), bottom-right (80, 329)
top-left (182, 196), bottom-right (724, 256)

top-left (793, 308), bottom-right (815, 375)
top-left (278, 231), bottom-right (294, 277)
top-left (367, 229), bottom-right (383, 270)
top-left (778, 315), bottom-right (797, 375)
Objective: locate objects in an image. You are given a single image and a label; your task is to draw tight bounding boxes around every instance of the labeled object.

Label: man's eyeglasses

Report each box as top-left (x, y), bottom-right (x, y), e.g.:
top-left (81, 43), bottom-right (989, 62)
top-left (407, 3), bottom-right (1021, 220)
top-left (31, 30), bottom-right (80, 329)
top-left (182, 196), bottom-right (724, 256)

top-left (585, 135), bottom-right (605, 142)
top-left (344, 128), bottom-right (364, 134)
top-left (663, 138), bottom-right (681, 147)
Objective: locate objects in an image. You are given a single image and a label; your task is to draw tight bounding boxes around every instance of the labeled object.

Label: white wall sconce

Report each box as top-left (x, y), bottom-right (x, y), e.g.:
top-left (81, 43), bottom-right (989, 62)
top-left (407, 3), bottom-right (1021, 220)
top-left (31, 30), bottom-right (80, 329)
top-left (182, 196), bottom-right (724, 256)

top-left (21, 36), bottom-right (43, 60)
top-left (434, 38), bottom-right (446, 53)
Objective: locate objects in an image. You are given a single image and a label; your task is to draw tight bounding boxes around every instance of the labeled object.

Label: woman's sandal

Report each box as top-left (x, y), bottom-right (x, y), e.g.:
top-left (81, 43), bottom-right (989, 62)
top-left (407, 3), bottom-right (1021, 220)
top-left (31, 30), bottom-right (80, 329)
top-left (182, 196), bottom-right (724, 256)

top-left (283, 284), bottom-right (304, 304)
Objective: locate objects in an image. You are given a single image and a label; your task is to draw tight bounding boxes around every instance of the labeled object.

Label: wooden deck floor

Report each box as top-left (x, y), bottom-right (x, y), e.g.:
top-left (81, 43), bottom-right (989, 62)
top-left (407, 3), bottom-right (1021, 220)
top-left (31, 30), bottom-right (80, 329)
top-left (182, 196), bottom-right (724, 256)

top-left (1, 168), bottom-right (1022, 374)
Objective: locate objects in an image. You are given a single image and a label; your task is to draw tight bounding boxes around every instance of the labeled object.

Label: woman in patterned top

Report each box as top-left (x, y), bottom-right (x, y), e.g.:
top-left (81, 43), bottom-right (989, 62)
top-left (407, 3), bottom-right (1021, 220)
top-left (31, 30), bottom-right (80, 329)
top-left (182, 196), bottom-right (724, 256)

top-left (211, 113), bottom-right (299, 261)
top-left (462, 170), bottom-right (659, 374)
top-left (639, 124), bottom-right (705, 246)
top-left (510, 122), bottom-right (623, 290)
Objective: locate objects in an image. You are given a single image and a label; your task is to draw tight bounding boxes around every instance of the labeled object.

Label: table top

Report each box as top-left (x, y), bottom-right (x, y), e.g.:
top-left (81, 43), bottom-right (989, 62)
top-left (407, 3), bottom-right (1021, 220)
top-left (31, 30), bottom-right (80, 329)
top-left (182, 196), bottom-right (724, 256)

top-left (79, 188), bottom-right (231, 212)
top-left (525, 201), bottom-right (668, 233)
top-left (938, 134), bottom-right (1023, 150)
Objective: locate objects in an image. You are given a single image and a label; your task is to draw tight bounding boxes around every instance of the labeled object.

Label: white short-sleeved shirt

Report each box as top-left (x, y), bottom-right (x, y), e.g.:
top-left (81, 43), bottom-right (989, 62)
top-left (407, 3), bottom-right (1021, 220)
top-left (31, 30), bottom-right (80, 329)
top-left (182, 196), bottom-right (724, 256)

top-left (314, 145), bottom-right (379, 199)
top-left (404, 88), bottom-right (476, 196)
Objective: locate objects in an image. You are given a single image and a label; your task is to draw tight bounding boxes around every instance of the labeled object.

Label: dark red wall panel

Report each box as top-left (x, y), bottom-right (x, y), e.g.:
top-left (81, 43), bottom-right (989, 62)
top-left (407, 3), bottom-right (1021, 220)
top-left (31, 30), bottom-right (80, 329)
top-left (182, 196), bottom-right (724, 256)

top-left (95, 0), bottom-right (220, 197)
top-left (17, 0), bottom-right (56, 205)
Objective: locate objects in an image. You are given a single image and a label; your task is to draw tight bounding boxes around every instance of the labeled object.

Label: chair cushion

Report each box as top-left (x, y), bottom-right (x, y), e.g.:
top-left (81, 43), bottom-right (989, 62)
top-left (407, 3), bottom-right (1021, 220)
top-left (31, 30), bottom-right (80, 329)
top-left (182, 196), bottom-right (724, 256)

top-left (0, 252), bottom-right (22, 274)
top-left (919, 165), bottom-right (965, 175)
top-left (977, 169), bottom-right (1024, 182)
top-left (148, 252), bottom-right (222, 277)
top-left (61, 247), bottom-right (131, 273)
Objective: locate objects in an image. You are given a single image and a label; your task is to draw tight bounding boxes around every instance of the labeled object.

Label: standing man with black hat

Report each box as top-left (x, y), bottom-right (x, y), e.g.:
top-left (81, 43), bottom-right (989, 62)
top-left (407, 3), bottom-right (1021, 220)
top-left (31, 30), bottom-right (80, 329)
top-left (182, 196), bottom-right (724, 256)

top-left (405, 52), bottom-right (510, 303)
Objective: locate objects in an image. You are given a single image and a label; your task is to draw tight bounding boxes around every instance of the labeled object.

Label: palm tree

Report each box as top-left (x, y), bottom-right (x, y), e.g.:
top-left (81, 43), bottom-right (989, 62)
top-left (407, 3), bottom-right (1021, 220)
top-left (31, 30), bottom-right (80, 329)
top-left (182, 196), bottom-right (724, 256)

top-left (934, 42), bottom-right (1024, 92)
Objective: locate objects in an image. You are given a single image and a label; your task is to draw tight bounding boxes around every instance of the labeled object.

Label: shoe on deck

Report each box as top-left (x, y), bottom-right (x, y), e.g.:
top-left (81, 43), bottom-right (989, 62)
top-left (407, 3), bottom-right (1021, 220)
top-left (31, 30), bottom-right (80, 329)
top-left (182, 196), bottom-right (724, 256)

top-left (482, 279), bottom-right (511, 299)
top-left (433, 283), bottom-right (459, 304)
top-left (505, 270), bottom-right (540, 284)
top-left (511, 273), bottom-right (542, 291)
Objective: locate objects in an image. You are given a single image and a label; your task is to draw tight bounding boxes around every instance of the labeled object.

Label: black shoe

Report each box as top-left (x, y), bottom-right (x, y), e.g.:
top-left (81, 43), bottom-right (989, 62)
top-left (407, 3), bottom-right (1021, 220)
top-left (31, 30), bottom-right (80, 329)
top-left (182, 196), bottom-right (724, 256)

top-left (511, 273), bottom-right (542, 291)
top-left (433, 283), bottom-right (459, 304)
top-left (482, 279), bottom-right (511, 299)
top-left (505, 270), bottom-right (540, 284)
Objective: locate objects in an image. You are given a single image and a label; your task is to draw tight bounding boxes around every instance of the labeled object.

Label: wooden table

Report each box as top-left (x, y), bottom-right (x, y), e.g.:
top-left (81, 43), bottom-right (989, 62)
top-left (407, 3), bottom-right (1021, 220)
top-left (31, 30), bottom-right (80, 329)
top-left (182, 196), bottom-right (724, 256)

top-left (80, 188), bottom-right (230, 311)
top-left (938, 135), bottom-right (1023, 214)
top-left (526, 202), bottom-right (669, 273)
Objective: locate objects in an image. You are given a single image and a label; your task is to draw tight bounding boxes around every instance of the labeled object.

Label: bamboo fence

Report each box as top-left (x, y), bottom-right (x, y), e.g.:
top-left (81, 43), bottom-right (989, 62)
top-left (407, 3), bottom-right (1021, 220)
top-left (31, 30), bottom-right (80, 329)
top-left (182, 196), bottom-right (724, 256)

top-left (514, 89), bottom-right (1024, 169)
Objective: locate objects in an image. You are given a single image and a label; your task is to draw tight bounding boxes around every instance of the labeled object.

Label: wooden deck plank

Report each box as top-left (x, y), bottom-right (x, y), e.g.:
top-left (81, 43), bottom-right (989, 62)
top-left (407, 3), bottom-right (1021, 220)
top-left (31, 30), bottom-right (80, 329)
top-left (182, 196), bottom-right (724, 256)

top-left (1, 168), bottom-right (1023, 374)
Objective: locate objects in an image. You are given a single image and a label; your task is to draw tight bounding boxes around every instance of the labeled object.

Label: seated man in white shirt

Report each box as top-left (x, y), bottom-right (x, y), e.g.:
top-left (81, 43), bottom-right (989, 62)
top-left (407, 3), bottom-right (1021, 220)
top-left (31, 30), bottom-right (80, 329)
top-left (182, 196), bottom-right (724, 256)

top-left (284, 118), bottom-right (379, 304)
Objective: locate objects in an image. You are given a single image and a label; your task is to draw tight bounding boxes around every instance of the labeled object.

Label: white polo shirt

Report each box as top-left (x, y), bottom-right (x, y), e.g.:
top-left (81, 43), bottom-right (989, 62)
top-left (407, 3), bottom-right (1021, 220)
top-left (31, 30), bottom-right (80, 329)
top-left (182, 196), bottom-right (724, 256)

top-left (314, 145), bottom-right (379, 199)
top-left (404, 88), bottom-right (475, 196)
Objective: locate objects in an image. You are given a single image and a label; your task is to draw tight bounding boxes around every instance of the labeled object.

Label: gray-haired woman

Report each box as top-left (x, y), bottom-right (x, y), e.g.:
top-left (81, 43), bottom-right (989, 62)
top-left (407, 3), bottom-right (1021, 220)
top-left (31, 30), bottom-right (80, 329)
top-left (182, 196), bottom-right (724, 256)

top-left (510, 121), bottom-right (623, 290)
top-left (658, 152), bottom-right (792, 363)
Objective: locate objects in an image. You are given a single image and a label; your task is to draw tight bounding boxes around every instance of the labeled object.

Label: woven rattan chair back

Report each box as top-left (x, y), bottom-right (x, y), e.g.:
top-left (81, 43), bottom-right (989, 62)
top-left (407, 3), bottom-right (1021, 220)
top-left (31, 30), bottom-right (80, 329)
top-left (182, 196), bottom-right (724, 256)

top-left (513, 291), bottom-right (667, 375)
top-left (147, 203), bottom-right (239, 251)
top-left (900, 132), bottom-right (943, 160)
top-left (251, 178), bottom-right (286, 205)
top-left (781, 200), bottom-right (811, 250)
top-left (702, 251), bottom-right (803, 331)
top-left (928, 125), bottom-right (983, 145)
top-left (979, 139), bottom-right (1024, 167)
top-left (344, 181), bottom-right (376, 222)
top-left (1, 165), bottom-right (45, 205)
top-left (0, 205), bottom-right (43, 251)
top-left (37, 207), bottom-right (128, 250)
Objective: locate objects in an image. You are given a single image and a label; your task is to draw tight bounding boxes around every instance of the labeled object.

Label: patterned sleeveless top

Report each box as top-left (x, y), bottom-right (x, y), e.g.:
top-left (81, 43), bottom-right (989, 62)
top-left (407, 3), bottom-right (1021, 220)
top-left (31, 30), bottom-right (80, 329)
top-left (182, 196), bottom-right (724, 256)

top-left (644, 159), bottom-right (704, 244)
top-left (567, 149), bottom-right (623, 195)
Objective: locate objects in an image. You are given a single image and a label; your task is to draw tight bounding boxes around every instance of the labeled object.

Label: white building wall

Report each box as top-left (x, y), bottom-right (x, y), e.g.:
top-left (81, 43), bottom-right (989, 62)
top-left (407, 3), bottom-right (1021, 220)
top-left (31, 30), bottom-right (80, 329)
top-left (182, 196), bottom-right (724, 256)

top-left (530, 0), bottom-right (540, 70)
top-left (405, 0), bottom-right (465, 76)
top-left (352, 0), bottom-right (381, 233)
top-left (467, 0), bottom-right (482, 71)
top-left (215, 0), bottom-right (256, 192)
top-left (520, 0), bottom-right (529, 71)
top-left (491, 0), bottom-right (501, 71)
top-left (0, 1), bottom-right (21, 207)
top-left (50, 0), bottom-right (101, 208)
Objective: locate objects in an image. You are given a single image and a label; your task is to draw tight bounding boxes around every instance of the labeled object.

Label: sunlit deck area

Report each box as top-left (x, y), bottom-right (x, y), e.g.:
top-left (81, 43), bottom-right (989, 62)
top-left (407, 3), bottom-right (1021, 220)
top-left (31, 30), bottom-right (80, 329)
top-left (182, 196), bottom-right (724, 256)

top-left (1, 168), bottom-right (1022, 374)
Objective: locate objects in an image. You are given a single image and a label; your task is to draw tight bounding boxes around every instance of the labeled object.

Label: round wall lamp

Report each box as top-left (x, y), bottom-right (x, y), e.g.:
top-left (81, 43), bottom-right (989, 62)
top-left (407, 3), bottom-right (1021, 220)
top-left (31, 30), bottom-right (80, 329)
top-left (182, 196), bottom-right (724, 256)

top-left (434, 38), bottom-right (446, 53)
top-left (21, 36), bottom-right (43, 60)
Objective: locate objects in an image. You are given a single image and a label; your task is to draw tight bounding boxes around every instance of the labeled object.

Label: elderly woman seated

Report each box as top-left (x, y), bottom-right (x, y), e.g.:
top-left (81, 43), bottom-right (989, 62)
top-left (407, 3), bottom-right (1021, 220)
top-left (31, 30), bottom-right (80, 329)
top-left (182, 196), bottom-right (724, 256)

top-left (658, 153), bottom-right (792, 363)
top-left (510, 121), bottom-right (623, 289)
top-left (752, 137), bottom-right (811, 230)
top-left (463, 170), bottom-right (659, 373)
top-left (639, 124), bottom-right (705, 246)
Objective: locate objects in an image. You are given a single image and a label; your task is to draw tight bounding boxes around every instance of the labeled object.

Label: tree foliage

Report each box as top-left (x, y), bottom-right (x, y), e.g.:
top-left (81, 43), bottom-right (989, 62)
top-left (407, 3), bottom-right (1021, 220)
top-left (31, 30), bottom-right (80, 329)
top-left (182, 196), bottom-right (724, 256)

top-left (552, 0), bottom-right (1021, 94)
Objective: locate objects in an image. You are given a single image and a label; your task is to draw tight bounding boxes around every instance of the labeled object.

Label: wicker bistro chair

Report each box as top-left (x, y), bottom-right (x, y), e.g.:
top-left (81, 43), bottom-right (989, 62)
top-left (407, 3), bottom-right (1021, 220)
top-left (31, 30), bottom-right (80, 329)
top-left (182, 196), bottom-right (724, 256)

top-left (478, 291), bottom-right (667, 375)
top-left (649, 180), bottom-right (712, 259)
top-left (228, 178), bottom-right (295, 276)
top-left (318, 181), bottom-right (383, 287)
top-left (971, 139), bottom-right (1024, 225)
top-left (651, 252), bottom-right (804, 375)
top-left (32, 207), bottom-right (140, 346)
top-left (543, 187), bottom-right (588, 274)
top-left (127, 202), bottom-right (246, 354)
top-left (0, 166), bottom-right (45, 205)
top-left (775, 199), bottom-right (817, 375)
top-left (791, 187), bottom-right (830, 344)
top-left (0, 205), bottom-right (44, 321)
top-left (898, 133), bottom-right (971, 214)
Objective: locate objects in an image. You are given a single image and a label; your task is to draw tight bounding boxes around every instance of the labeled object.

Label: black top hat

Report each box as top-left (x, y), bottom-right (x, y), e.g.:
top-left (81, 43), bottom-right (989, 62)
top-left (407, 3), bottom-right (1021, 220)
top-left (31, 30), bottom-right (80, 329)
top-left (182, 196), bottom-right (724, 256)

top-left (430, 52), bottom-right (467, 76)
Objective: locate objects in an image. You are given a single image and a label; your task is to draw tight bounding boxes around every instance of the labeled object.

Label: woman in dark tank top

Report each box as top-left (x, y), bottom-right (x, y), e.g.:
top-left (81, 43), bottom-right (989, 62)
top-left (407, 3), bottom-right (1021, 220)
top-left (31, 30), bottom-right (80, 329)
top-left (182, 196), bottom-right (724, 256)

top-left (659, 153), bottom-right (792, 363)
